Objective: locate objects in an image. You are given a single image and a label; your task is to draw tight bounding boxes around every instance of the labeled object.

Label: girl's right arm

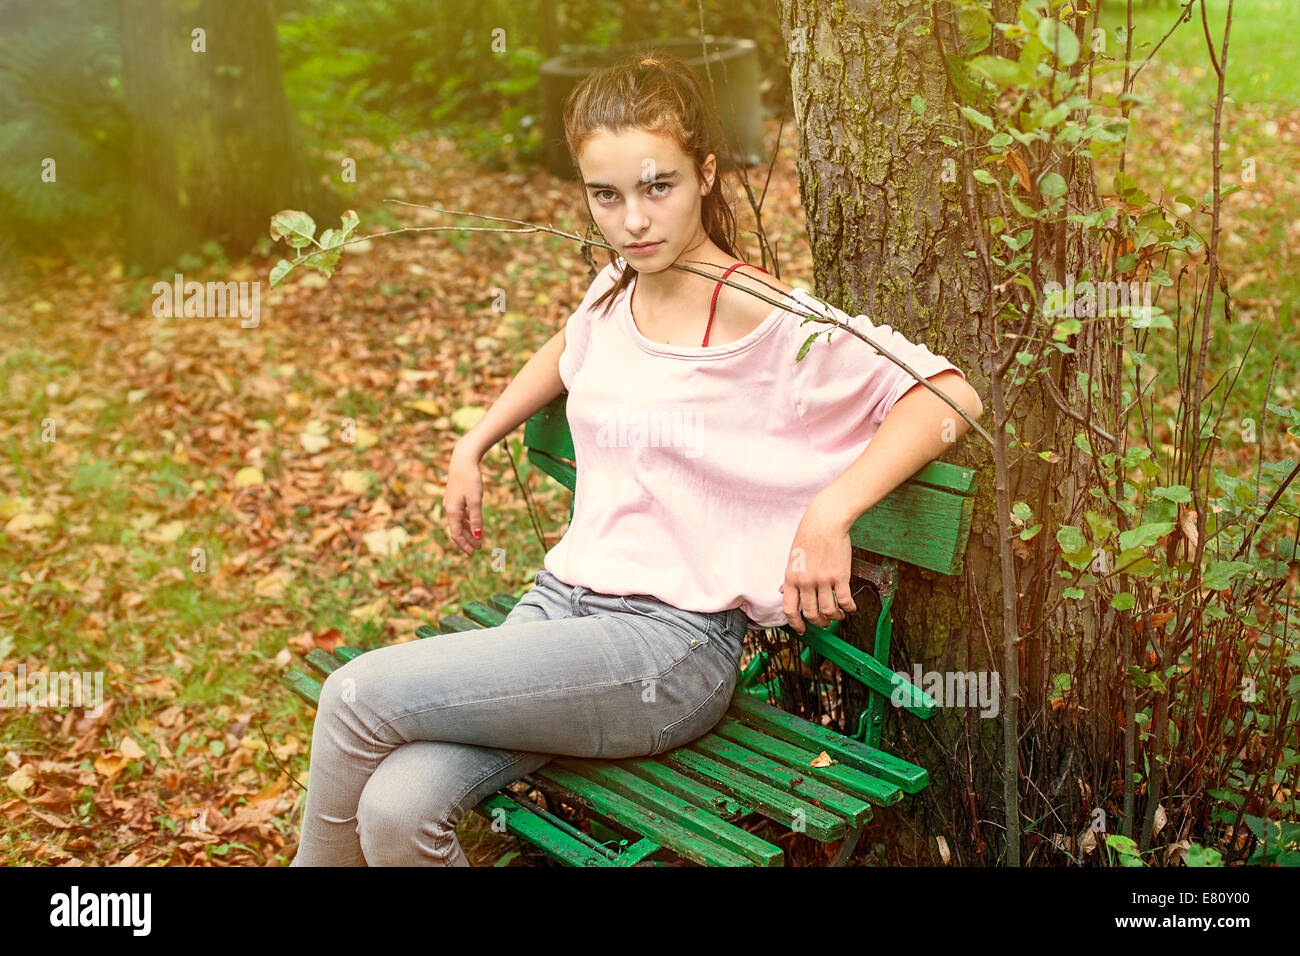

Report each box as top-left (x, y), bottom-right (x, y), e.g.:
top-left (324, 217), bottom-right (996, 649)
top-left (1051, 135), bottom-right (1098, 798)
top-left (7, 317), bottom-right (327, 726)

top-left (443, 327), bottom-right (567, 556)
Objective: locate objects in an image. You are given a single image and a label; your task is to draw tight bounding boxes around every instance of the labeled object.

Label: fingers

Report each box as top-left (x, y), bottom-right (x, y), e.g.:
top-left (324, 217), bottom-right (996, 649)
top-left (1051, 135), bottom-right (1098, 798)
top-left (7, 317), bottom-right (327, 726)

top-left (834, 581), bottom-right (857, 615)
top-left (779, 583), bottom-right (803, 635)
top-left (782, 579), bottom-right (856, 634)
top-left (444, 497), bottom-right (481, 556)
top-left (800, 584), bottom-right (830, 629)
top-left (468, 501), bottom-right (483, 544)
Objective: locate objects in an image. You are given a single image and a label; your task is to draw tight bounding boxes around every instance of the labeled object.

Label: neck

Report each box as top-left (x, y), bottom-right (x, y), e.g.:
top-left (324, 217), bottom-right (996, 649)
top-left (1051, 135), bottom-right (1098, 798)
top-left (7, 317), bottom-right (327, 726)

top-left (632, 237), bottom-right (734, 306)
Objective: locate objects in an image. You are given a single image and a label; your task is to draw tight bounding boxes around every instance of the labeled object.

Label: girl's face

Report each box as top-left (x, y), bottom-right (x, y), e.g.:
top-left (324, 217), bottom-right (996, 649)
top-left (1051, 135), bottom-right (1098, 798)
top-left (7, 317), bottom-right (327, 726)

top-left (576, 127), bottom-right (715, 272)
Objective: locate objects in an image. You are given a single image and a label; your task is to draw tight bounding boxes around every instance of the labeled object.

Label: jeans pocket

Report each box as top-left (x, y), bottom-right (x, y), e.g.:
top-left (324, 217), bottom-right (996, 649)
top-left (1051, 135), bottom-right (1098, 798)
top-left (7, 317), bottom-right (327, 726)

top-left (650, 672), bottom-right (733, 755)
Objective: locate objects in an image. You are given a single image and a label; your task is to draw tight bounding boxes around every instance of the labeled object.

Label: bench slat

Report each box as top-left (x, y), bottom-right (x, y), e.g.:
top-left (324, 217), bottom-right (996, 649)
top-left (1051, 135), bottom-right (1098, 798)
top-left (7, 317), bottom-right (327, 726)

top-left (613, 758), bottom-right (752, 818)
top-left (284, 669), bottom-right (323, 708)
top-left (712, 719), bottom-right (903, 806)
top-left (660, 747), bottom-right (848, 841)
top-left (727, 695), bottom-right (929, 793)
top-left (784, 622), bottom-right (937, 719)
top-left (848, 480), bottom-right (974, 575)
top-left (472, 793), bottom-right (620, 867)
top-left (553, 758), bottom-right (783, 866)
top-left (461, 601), bottom-right (508, 627)
top-left (687, 733), bottom-right (874, 827)
top-left (535, 765), bottom-right (759, 867)
top-left (304, 648), bottom-right (345, 678)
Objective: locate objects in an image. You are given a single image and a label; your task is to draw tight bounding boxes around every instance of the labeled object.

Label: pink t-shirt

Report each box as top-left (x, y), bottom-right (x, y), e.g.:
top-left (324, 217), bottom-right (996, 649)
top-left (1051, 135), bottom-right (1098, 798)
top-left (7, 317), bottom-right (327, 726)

top-left (543, 257), bottom-right (966, 628)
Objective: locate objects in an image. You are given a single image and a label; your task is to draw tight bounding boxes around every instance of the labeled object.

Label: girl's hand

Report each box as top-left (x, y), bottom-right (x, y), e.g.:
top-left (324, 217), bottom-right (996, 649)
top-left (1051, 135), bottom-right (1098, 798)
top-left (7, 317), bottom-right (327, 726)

top-left (444, 444), bottom-right (486, 556)
top-left (780, 494), bottom-right (858, 635)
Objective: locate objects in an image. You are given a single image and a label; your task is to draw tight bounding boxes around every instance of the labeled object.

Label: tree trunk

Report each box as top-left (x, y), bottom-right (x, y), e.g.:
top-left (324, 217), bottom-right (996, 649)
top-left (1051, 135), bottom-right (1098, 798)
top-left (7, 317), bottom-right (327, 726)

top-left (777, 0), bottom-right (1110, 864)
top-left (119, 0), bottom-right (337, 273)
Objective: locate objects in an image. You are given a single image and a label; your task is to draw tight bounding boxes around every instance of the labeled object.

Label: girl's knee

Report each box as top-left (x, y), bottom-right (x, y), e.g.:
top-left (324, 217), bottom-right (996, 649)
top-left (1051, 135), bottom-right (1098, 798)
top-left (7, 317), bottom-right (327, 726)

top-left (356, 784), bottom-right (459, 866)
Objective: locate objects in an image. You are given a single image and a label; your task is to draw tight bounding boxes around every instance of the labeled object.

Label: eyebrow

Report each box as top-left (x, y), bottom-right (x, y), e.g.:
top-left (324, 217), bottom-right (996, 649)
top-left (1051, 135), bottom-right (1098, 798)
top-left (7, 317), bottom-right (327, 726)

top-left (583, 169), bottom-right (681, 190)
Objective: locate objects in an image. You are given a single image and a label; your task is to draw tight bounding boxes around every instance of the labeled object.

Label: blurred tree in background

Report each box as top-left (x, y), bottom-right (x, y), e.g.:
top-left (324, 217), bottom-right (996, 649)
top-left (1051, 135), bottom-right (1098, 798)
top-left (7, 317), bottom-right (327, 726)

top-left (0, 0), bottom-right (790, 270)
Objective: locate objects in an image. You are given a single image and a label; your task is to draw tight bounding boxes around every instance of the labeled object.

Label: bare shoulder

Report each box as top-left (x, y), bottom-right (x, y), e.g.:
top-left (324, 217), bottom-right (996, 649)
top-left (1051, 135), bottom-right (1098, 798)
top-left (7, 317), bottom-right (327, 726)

top-left (717, 264), bottom-right (797, 335)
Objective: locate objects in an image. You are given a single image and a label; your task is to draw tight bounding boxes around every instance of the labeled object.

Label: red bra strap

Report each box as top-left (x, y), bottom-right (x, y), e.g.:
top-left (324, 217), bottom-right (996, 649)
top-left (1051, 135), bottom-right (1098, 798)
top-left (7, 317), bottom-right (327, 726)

top-left (703, 262), bottom-right (770, 347)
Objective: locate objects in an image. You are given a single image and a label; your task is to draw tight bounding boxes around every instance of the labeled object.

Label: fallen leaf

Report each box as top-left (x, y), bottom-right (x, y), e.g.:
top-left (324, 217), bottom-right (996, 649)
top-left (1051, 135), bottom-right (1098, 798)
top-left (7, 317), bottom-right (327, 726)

top-left (5, 512), bottom-right (56, 533)
top-left (350, 598), bottom-right (387, 621)
top-left (810, 751), bottom-right (837, 768)
top-left (354, 427), bottom-right (379, 449)
top-left (156, 520), bottom-right (185, 542)
top-left (300, 433), bottom-right (330, 454)
top-left (155, 705), bottom-right (184, 728)
top-left (120, 736), bottom-right (146, 760)
top-left (254, 568), bottom-right (291, 599)
top-left (94, 753), bottom-right (127, 780)
top-left (313, 628), bottom-right (344, 653)
top-left (363, 526), bottom-right (409, 556)
top-left (272, 736), bottom-right (300, 761)
top-left (6, 766), bottom-right (35, 796)
top-left (408, 400), bottom-right (442, 416)
top-left (451, 405), bottom-right (486, 433)
top-left (234, 466), bottom-right (264, 488)
top-left (340, 470), bottom-right (370, 494)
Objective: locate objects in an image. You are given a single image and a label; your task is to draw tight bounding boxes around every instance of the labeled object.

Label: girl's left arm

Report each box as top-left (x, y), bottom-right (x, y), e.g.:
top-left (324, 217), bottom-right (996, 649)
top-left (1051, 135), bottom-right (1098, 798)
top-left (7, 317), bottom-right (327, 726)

top-left (781, 370), bottom-right (983, 634)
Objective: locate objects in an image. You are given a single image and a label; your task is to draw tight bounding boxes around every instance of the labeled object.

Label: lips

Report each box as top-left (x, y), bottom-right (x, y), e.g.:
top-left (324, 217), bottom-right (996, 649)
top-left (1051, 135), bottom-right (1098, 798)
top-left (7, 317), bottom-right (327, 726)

top-left (626, 241), bottom-right (662, 253)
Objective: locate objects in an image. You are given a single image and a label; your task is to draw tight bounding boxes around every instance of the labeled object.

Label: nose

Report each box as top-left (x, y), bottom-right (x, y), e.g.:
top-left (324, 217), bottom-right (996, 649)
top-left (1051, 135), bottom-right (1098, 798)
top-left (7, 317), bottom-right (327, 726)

top-left (623, 196), bottom-right (650, 235)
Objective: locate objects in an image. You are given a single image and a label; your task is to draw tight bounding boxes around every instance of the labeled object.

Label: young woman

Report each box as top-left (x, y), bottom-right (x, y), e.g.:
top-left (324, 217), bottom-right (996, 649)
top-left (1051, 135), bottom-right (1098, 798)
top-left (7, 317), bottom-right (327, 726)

top-left (291, 52), bottom-right (983, 866)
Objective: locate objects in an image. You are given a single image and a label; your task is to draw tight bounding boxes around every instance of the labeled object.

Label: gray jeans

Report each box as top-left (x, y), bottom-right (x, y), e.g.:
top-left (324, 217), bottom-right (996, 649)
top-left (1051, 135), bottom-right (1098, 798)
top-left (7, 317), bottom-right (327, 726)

top-left (291, 569), bottom-right (751, 866)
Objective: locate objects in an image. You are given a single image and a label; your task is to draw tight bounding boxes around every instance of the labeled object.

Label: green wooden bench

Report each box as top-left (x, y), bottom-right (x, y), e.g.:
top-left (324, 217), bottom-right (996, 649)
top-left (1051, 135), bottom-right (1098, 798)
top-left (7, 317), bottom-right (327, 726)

top-left (283, 393), bottom-right (976, 866)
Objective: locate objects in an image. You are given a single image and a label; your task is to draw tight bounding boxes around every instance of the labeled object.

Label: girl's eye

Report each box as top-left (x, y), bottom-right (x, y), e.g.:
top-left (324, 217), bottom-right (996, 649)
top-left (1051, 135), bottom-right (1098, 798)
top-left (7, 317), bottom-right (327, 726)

top-left (594, 182), bottom-right (672, 203)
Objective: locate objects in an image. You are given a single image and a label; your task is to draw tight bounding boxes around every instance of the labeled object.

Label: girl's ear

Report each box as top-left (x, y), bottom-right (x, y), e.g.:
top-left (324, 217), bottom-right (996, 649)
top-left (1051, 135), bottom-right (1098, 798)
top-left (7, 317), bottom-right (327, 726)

top-left (700, 153), bottom-right (717, 195)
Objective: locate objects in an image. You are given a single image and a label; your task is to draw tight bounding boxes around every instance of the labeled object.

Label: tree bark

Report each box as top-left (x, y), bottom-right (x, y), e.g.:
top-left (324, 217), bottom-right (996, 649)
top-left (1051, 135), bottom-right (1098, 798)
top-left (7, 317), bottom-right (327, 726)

top-left (777, 0), bottom-right (1110, 864)
top-left (119, 0), bottom-right (338, 273)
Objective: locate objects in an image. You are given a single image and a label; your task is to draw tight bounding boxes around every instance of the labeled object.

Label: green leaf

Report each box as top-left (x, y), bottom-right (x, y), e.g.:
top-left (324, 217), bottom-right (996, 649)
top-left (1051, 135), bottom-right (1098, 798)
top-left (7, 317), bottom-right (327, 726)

top-left (339, 209), bottom-right (360, 239)
top-left (1153, 485), bottom-right (1192, 504)
top-left (1056, 525), bottom-right (1086, 553)
top-left (967, 55), bottom-right (1030, 87)
top-left (795, 332), bottom-right (820, 361)
top-left (1117, 522), bottom-right (1174, 552)
top-left (1019, 523), bottom-right (1042, 541)
top-left (1037, 17), bottom-right (1080, 67)
top-left (1038, 172), bottom-right (1068, 197)
top-left (270, 209), bottom-right (317, 250)
top-left (1052, 318), bottom-right (1081, 340)
top-left (302, 247), bottom-right (343, 278)
top-left (1012, 501), bottom-right (1033, 522)
top-left (960, 106), bottom-right (995, 131)
top-left (974, 169), bottom-right (997, 185)
top-left (269, 259), bottom-right (294, 288)
top-left (1063, 587), bottom-right (1085, 600)
top-left (911, 94), bottom-right (926, 115)
top-left (1111, 592), bottom-right (1136, 611)
top-left (1040, 104), bottom-right (1070, 128)
top-left (1202, 560), bottom-right (1254, 590)
top-left (1186, 843), bottom-right (1224, 867)
top-left (988, 131), bottom-right (1013, 149)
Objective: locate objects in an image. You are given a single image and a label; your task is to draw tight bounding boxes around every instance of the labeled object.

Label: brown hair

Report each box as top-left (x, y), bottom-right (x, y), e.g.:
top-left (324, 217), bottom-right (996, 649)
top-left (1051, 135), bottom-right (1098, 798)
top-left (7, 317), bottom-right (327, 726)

top-left (562, 49), bottom-right (741, 318)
